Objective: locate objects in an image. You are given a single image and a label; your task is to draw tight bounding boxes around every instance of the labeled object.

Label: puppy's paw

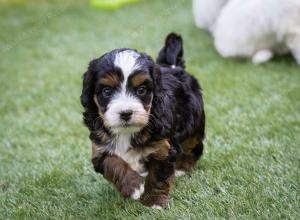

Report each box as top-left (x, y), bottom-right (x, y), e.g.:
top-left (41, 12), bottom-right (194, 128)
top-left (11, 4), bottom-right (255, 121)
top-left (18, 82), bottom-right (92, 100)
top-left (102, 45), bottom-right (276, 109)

top-left (131, 183), bottom-right (144, 200)
top-left (151, 205), bottom-right (163, 210)
top-left (252, 49), bottom-right (273, 64)
top-left (120, 172), bottom-right (144, 199)
top-left (175, 170), bottom-right (186, 177)
top-left (141, 194), bottom-right (169, 209)
top-left (140, 172), bottom-right (148, 177)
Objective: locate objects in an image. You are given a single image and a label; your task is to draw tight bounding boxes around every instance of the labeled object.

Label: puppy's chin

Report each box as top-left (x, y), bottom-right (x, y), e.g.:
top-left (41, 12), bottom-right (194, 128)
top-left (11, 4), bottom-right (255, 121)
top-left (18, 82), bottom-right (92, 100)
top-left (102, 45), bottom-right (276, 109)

top-left (111, 125), bottom-right (143, 134)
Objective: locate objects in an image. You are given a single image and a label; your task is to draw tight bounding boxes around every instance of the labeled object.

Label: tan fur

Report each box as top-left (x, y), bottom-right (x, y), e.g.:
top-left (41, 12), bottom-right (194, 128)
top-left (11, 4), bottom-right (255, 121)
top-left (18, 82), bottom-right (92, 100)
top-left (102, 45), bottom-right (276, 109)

top-left (92, 142), bottom-right (144, 198)
top-left (92, 142), bottom-right (106, 159)
top-left (92, 138), bottom-right (173, 207)
top-left (144, 103), bottom-right (152, 112)
top-left (99, 73), bottom-right (120, 87)
top-left (149, 139), bottom-right (170, 160)
top-left (132, 112), bottom-right (149, 127)
top-left (176, 154), bottom-right (197, 172)
top-left (131, 73), bottom-right (150, 87)
top-left (181, 136), bottom-right (200, 155)
top-left (102, 155), bottom-right (144, 198)
top-left (93, 96), bottom-right (110, 128)
top-left (176, 135), bottom-right (201, 172)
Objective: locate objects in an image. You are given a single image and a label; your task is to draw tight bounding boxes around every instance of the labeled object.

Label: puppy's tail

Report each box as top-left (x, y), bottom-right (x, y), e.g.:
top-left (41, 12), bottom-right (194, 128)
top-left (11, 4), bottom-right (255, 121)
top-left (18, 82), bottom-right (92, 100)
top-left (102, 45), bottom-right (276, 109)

top-left (156, 32), bottom-right (185, 68)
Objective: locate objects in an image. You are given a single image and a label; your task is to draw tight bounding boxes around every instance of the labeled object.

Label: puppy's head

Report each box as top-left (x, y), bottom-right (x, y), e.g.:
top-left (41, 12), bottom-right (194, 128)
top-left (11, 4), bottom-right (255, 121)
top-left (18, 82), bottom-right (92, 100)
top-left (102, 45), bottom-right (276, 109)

top-left (81, 49), bottom-right (156, 134)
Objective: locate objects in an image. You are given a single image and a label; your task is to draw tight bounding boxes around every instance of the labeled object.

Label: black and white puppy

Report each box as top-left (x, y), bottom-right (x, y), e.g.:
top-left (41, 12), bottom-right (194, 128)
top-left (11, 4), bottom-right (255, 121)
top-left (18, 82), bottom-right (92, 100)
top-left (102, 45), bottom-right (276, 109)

top-left (80, 33), bottom-right (205, 209)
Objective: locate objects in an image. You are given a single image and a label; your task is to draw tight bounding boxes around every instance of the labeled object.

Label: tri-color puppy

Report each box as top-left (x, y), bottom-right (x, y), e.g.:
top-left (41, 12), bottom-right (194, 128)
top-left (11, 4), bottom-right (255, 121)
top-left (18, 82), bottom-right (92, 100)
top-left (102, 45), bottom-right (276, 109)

top-left (80, 33), bottom-right (205, 209)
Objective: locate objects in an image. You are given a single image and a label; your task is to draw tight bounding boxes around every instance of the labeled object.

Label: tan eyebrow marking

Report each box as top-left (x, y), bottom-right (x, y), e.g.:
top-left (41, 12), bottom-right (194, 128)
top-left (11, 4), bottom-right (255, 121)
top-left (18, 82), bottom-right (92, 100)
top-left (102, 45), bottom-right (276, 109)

top-left (99, 73), bottom-right (120, 87)
top-left (131, 73), bottom-right (150, 87)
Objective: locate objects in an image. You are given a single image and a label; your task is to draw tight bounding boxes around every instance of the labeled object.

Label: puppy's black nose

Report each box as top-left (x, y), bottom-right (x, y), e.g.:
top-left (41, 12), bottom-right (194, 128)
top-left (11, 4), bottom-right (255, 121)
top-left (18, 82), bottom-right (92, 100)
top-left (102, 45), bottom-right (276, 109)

top-left (120, 110), bottom-right (133, 121)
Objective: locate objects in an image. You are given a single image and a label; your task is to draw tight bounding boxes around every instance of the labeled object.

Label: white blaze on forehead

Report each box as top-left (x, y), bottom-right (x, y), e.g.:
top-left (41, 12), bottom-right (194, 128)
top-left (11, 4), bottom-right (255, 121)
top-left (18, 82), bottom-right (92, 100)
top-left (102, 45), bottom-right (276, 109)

top-left (114, 50), bottom-right (140, 81)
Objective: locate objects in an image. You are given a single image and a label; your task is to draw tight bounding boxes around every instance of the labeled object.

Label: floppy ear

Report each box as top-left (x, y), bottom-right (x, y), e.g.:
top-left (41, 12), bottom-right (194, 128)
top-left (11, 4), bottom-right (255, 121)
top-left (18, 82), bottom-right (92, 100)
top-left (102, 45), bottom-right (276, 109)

top-left (152, 64), bottom-right (161, 91)
top-left (149, 65), bottom-right (174, 140)
top-left (80, 62), bottom-right (96, 108)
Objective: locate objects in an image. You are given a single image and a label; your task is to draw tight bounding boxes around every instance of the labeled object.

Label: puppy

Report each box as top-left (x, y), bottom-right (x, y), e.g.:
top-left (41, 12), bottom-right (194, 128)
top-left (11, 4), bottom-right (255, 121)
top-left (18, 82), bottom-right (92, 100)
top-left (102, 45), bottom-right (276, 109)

top-left (80, 33), bottom-right (205, 209)
top-left (193, 0), bottom-right (300, 64)
top-left (192, 0), bottom-right (229, 32)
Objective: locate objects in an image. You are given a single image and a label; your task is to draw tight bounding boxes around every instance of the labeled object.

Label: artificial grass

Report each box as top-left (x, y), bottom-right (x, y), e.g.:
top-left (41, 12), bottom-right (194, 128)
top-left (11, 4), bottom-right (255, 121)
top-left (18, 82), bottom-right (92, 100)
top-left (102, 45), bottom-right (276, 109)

top-left (0, 0), bottom-right (299, 219)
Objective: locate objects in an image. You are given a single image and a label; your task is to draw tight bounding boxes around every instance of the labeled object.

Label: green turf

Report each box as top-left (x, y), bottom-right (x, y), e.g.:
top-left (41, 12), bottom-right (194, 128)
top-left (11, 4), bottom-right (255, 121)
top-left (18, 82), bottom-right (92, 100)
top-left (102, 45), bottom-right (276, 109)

top-left (0, 0), bottom-right (299, 219)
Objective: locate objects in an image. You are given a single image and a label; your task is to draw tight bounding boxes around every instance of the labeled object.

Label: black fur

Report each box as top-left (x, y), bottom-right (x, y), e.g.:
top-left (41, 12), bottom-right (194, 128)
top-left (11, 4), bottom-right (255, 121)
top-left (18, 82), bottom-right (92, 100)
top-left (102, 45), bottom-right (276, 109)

top-left (156, 33), bottom-right (185, 68)
top-left (91, 153), bottom-right (108, 174)
top-left (81, 33), bottom-right (205, 172)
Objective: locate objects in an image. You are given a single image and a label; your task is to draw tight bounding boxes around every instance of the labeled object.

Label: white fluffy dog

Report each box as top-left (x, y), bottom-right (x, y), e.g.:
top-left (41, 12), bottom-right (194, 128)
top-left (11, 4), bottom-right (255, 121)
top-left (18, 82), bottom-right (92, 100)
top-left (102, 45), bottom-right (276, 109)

top-left (193, 0), bottom-right (300, 64)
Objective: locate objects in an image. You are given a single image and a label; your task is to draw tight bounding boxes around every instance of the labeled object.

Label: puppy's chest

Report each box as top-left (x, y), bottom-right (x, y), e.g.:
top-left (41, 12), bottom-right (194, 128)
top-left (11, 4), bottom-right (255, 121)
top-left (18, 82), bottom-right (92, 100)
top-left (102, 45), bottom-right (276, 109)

top-left (110, 134), bottom-right (147, 175)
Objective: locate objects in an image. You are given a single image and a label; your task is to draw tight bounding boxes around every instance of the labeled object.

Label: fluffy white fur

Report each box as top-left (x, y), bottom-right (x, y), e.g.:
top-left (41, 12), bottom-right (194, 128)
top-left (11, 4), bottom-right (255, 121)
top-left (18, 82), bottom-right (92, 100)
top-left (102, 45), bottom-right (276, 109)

top-left (175, 170), bottom-right (186, 177)
top-left (131, 183), bottom-right (145, 200)
top-left (111, 133), bottom-right (146, 174)
top-left (105, 50), bottom-right (148, 133)
top-left (192, 0), bottom-right (228, 32)
top-left (151, 205), bottom-right (163, 210)
top-left (193, 0), bottom-right (300, 64)
top-left (105, 94), bottom-right (147, 133)
top-left (114, 50), bottom-right (140, 79)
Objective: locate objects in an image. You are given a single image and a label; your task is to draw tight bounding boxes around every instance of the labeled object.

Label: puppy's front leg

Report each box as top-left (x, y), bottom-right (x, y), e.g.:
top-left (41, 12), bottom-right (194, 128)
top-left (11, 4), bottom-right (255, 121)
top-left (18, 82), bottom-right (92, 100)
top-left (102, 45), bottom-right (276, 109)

top-left (92, 153), bottom-right (144, 200)
top-left (141, 140), bottom-right (176, 209)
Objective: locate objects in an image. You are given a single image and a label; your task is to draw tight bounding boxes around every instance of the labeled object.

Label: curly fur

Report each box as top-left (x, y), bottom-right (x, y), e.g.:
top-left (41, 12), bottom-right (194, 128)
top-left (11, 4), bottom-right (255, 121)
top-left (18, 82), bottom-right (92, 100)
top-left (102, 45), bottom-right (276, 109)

top-left (193, 0), bottom-right (300, 64)
top-left (80, 33), bottom-right (205, 208)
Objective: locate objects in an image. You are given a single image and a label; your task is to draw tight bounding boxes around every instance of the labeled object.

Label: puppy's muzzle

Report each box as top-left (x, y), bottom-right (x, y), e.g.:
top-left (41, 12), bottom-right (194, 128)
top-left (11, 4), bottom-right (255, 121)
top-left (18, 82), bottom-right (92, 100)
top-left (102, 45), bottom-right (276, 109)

top-left (119, 110), bottom-right (133, 122)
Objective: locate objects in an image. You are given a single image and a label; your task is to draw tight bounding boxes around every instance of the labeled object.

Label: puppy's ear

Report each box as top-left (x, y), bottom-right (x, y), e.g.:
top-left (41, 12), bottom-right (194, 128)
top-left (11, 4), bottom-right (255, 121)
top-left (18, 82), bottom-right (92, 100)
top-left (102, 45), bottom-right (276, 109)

top-left (156, 32), bottom-right (185, 68)
top-left (152, 64), bottom-right (161, 89)
top-left (80, 60), bottom-right (96, 108)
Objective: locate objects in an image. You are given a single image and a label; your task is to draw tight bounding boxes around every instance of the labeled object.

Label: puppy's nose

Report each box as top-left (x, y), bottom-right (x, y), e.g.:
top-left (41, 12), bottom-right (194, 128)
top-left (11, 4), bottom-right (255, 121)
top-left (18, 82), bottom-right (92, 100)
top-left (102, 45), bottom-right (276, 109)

top-left (120, 110), bottom-right (133, 121)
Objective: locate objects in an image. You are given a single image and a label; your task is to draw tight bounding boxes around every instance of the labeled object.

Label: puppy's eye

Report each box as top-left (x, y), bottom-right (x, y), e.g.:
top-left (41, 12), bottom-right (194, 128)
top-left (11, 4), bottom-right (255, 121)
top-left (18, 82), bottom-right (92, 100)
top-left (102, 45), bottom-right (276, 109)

top-left (136, 85), bottom-right (147, 96)
top-left (102, 87), bottom-right (113, 98)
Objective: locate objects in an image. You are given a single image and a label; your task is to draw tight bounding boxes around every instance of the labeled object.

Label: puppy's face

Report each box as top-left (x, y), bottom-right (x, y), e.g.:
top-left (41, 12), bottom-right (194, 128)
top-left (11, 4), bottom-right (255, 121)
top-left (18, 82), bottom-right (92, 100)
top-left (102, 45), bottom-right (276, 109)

top-left (90, 49), bottom-right (154, 134)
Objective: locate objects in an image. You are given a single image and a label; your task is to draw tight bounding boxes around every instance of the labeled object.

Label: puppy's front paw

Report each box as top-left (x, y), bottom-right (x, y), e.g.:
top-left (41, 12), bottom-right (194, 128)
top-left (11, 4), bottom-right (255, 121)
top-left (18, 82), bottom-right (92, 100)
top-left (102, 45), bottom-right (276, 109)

top-left (175, 170), bottom-right (186, 177)
top-left (151, 205), bottom-right (163, 210)
top-left (141, 194), bottom-right (169, 209)
top-left (131, 183), bottom-right (144, 200)
top-left (119, 171), bottom-right (145, 199)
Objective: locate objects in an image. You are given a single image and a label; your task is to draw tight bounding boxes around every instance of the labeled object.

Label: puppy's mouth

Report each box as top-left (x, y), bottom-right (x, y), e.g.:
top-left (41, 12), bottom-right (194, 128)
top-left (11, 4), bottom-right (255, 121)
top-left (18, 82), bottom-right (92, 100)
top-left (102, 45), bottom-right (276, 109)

top-left (111, 123), bottom-right (143, 134)
top-left (120, 122), bottom-right (131, 127)
top-left (121, 121), bottom-right (145, 127)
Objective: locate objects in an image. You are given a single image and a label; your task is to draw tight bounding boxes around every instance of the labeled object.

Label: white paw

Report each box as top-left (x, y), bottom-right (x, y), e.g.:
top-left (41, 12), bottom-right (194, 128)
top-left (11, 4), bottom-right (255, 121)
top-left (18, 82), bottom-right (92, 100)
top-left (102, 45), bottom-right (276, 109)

top-left (140, 172), bottom-right (148, 177)
top-left (252, 49), bottom-right (273, 64)
top-left (131, 183), bottom-right (144, 200)
top-left (175, 170), bottom-right (186, 177)
top-left (151, 205), bottom-right (163, 210)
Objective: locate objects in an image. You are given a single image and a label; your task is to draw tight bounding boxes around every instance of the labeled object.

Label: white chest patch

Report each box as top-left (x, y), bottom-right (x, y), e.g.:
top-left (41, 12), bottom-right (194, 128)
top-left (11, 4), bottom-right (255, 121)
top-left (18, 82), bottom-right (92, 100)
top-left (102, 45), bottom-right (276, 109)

top-left (111, 134), bottom-right (146, 174)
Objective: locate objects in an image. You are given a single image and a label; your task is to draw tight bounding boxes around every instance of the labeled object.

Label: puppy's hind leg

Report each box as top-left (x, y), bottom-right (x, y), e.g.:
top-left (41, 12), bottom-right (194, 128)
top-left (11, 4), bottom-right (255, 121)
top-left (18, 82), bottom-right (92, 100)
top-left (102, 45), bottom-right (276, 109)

top-left (252, 49), bottom-right (274, 64)
top-left (141, 140), bottom-right (176, 209)
top-left (175, 137), bottom-right (204, 177)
